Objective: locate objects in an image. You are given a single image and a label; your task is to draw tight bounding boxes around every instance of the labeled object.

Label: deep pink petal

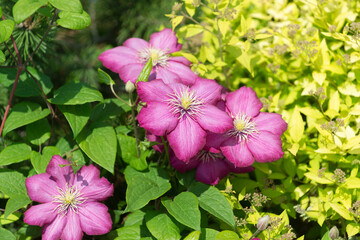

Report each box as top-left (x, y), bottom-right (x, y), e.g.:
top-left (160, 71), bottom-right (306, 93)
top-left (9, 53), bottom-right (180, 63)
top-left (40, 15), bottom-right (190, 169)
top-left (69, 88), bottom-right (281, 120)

top-left (195, 105), bottom-right (233, 133)
top-left (146, 131), bottom-right (164, 152)
top-left (42, 215), bottom-right (67, 240)
top-left (46, 155), bottom-right (74, 188)
top-left (170, 56), bottom-right (191, 65)
top-left (225, 86), bottom-right (263, 117)
top-left (253, 112), bottom-right (287, 136)
top-left (24, 203), bottom-right (57, 226)
top-left (205, 132), bottom-right (229, 150)
top-left (137, 79), bottom-right (173, 103)
top-left (81, 178), bottom-right (114, 201)
top-left (156, 66), bottom-right (181, 84)
top-left (123, 38), bottom-right (149, 50)
top-left (118, 63), bottom-right (145, 84)
top-left (60, 211), bottom-right (83, 240)
top-left (74, 165), bottom-right (100, 189)
top-left (137, 102), bottom-right (178, 136)
top-left (220, 138), bottom-right (255, 167)
top-left (26, 173), bottom-right (58, 203)
top-left (166, 61), bottom-right (197, 85)
top-left (227, 163), bottom-right (255, 174)
top-left (98, 47), bottom-right (138, 73)
top-left (191, 78), bottom-right (222, 104)
top-left (196, 159), bottom-right (230, 185)
top-left (79, 202), bottom-right (112, 235)
top-left (168, 117), bottom-right (206, 162)
top-left (149, 28), bottom-right (181, 53)
top-left (169, 149), bottom-right (199, 172)
top-left (247, 131), bottom-right (284, 163)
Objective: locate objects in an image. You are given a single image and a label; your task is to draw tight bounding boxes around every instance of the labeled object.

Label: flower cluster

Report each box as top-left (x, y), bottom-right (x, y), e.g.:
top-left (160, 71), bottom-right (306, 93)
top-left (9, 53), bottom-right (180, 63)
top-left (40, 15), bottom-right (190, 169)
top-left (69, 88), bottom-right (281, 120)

top-left (99, 28), bottom-right (287, 185)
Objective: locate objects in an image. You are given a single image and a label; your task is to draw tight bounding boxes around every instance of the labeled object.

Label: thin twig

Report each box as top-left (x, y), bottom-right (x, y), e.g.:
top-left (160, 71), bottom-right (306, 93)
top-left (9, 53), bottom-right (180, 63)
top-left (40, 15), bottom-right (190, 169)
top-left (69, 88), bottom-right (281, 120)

top-left (62, 146), bottom-right (80, 157)
top-left (0, 65), bottom-right (16, 68)
top-left (3, 42), bottom-right (17, 63)
top-left (110, 84), bottom-right (131, 107)
top-left (180, 11), bottom-right (217, 37)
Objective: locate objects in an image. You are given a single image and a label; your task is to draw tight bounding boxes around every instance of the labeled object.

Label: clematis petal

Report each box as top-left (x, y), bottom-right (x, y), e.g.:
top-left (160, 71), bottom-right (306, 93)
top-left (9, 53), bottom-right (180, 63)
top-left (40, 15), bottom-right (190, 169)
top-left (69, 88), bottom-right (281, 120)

top-left (42, 215), bottom-right (67, 240)
top-left (168, 117), bottom-right (206, 162)
top-left (60, 211), bottom-right (83, 240)
top-left (123, 38), bottom-right (149, 50)
top-left (227, 163), bottom-right (255, 174)
top-left (196, 159), bottom-right (230, 185)
top-left (74, 164), bottom-right (100, 189)
top-left (156, 66), bottom-right (181, 84)
top-left (195, 105), bottom-right (233, 133)
top-left (253, 112), bottom-right (288, 136)
top-left (118, 63), bottom-right (145, 84)
top-left (137, 79), bottom-right (173, 103)
top-left (247, 131), bottom-right (284, 163)
top-left (79, 202), bottom-right (112, 235)
top-left (205, 132), bottom-right (229, 150)
top-left (220, 138), bottom-right (255, 167)
top-left (98, 46), bottom-right (138, 73)
top-left (191, 78), bottom-right (222, 104)
top-left (170, 56), bottom-right (191, 65)
top-left (24, 203), bottom-right (57, 226)
top-left (149, 28), bottom-right (181, 53)
top-left (169, 149), bottom-right (199, 172)
top-left (25, 173), bottom-right (59, 203)
top-left (166, 61), bottom-right (197, 85)
top-left (225, 86), bottom-right (263, 117)
top-left (137, 102), bottom-right (178, 136)
top-left (46, 155), bottom-right (74, 187)
top-left (81, 178), bottom-right (114, 201)
top-left (146, 131), bottom-right (164, 152)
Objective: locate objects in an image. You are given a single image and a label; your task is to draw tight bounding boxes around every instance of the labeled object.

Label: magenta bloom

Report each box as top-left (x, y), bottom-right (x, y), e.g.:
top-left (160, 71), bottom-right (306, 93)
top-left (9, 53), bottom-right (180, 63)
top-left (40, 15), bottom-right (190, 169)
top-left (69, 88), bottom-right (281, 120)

top-left (98, 28), bottom-right (197, 85)
top-left (219, 86), bottom-right (287, 167)
top-left (24, 156), bottom-right (113, 240)
top-left (137, 77), bottom-right (233, 162)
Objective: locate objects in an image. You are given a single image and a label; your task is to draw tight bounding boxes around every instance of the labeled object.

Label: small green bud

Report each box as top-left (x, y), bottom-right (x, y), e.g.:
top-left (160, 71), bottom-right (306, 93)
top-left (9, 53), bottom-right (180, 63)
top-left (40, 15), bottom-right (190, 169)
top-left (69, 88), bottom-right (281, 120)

top-left (329, 226), bottom-right (339, 240)
top-left (257, 215), bottom-right (270, 231)
top-left (125, 81), bottom-right (136, 93)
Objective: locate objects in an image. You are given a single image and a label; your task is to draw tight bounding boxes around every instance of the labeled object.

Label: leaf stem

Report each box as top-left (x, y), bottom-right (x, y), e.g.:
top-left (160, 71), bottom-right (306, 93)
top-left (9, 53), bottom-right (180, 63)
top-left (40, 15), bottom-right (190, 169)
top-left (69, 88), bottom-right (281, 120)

top-left (130, 92), bottom-right (141, 158)
top-left (110, 84), bottom-right (131, 107)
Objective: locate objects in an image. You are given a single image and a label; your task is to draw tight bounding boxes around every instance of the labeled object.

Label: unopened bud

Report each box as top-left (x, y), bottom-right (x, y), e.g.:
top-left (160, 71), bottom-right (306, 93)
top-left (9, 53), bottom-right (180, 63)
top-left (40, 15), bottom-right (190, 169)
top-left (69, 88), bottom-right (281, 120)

top-left (329, 226), bottom-right (339, 240)
top-left (257, 215), bottom-right (270, 231)
top-left (125, 81), bottom-right (136, 93)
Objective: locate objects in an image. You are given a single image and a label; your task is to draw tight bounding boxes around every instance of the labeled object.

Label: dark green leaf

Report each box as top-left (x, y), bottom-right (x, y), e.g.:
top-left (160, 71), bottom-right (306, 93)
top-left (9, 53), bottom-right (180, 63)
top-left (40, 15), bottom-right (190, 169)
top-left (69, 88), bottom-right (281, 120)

top-left (0, 228), bottom-right (16, 240)
top-left (57, 11), bottom-right (91, 30)
top-left (146, 213), bottom-right (181, 240)
top-left (31, 146), bottom-right (60, 174)
top-left (12, 0), bottom-right (48, 23)
top-left (0, 49), bottom-right (5, 63)
top-left (90, 98), bottom-right (130, 122)
top-left (0, 20), bottom-right (15, 43)
top-left (136, 58), bottom-right (152, 84)
top-left (15, 67), bottom-right (53, 97)
top-left (0, 143), bottom-right (31, 166)
top-left (49, 0), bottom-right (83, 13)
top-left (26, 118), bottom-right (51, 145)
top-left (98, 68), bottom-right (115, 85)
top-left (215, 231), bottom-right (240, 240)
top-left (114, 225), bottom-right (154, 240)
top-left (118, 134), bottom-right (148, 171)
top-left (199, 228), bottom-right (219, 240)
top-left (58, 103), bottom-right (91, 138)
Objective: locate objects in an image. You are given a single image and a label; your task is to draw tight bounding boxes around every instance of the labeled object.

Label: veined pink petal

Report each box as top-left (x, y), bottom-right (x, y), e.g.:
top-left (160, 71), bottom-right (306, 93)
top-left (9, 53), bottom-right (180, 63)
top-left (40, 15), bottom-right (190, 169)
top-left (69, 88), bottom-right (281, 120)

top-left (137, 79), bottom-right (173, 103)
top-left (227, 163), bottom-right (254, 174)
top-left (253, 112), bottom-right (288, 136)
top-left (169, 149), bottom-right (199, 172)
top-left (46, 155), bottom-right (74, 188)
top-left (118, 63), bottom-right (145, 84)
top-left (205, 132), bottom-right (229, 150)
top-left (220, 138), bottom-right (255, 167)
top-left (79, 202), bottom-right (112, 235)
top-left (81, 178), bottom-right (114, 201)
top-left (25, 173), bottom-right (58, 203)
top-left (137, 102), bottom-right (178, 136)
top-left (170, 56), bottom-right (191, 65)
top-left (24, 203), bottom-right (57, 226)
top-left (195, 105), bottom-right (233, 133)
top-left (42, 215), bottom-right (67, 240)
top-left (60, 211), bottom-right (83, 240)
top-left (156, 66), bottom-right (181, 84)
top-left (166, 61), bottom-right (197, 85)
top-left (74, 164), bottom-right (100, 189)
top-left (149, 28), bottom-right (181, 53)
top-left (225, 86), bottom-right (263, 117)
top-left (123, 38), bottom-right (149, 50)
top-left (98, 46), bottom-right (138, 73)
top-left (191, 78), bottom-right (222, 104)
top-left (196, 159), bottom-right (230, 185)
top-left (168, 117), bottom-right (206, 162)
top-left (247, 131), bottom-right (284, 163)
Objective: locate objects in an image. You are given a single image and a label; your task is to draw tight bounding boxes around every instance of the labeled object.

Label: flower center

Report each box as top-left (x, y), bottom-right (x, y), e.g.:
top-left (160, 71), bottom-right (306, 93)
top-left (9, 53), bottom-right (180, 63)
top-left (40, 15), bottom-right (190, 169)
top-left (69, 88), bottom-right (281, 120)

top-left (138, 47), bottom-right (169, 67)
top-left (167, 88), bottom-right (204, 119)
top-left (52, 184), bottom-right (86, 215)
top-left (227, 114), bottom-right (258, 142)
top-left (197, 150), bottom-right (223, 162)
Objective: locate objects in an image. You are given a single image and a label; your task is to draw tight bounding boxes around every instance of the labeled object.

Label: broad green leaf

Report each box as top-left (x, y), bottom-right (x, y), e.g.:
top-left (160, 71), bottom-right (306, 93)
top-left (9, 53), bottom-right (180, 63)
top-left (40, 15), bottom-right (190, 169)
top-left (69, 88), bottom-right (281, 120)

top-left (304, 172), bottom-right (333, 184)
top-left (123, 210), bottom-right (147, 227)
top-left (346, 223), bottom-right (360, 237)
top-left (338, 81), bottom-right (360, 97)
top-left (189, 182), bottom-right (235, 228)
top-left (31, 146), bottom-right (60, 174)
top-left (136, 58), bottom-right (152, 84)
top-left (0, 143), bottom-right (31, 166)
top-left (49, 0), bottom-right (82, 12)
top-left (3, 102), bottom-right (50, 136)
top-left (4, 196), bottom-right (31, 219)
top-left (124, 166), bottom-right (171, 212)
top-left (0, 227), bottom-right (16, 240)
top-left (321, 231), bottom-right (331, 240)
top-left (98, 68), bottom-right (115, 85)
top-left (58, 103), bottom-right (91, 138)
top-left (184, 231), bottom-right (200, 240)
top-left (91, 98), bottom-right (130, 122)
top-left (199, 228), bottom-right (219, 240)
top-left (289, 108), bottom-right (304, 143)
top-left (0, 20), bottom-right (15, 43)
top-left (117, 134), bottom-right (148, 171)
top-left (13, 0), bottom-right (48, 23)
top-left (15, 67), bottom-right (53, 97)
top-left (146, 213), bottom-right (181, 240)
top-left (114, 225), bottom-right (153, 240)
top-left (312, 71), bottom-right (326, 85)
top-left (215, 230), bottom-right (240, 240)
top-left (162, 192), bottom-right (201, 230)
top-left (77, 122), bottom-right (117, 173)
top-left (50, 82), bottom-right (103, 105)
top-left (170, 16), bottom-right (184, 30)
top-left (329, 202), bottom-right (353, 220)
top-left (236, 51), bottom-right (253, 77)
top-left (26, 118), bottom-right (51, 145)
top-left (343, 177), bottom-right (360, 189)
top-left (299, 107), bottom-right (323, 119)
top-left (57, 11), bottom-right (91, 30)
top-left (0, 213), bottom-right (21, 225)
top-left (0, 49), bottom-right (5, 63)
top-left (326, 91), bottom-right (340, 118)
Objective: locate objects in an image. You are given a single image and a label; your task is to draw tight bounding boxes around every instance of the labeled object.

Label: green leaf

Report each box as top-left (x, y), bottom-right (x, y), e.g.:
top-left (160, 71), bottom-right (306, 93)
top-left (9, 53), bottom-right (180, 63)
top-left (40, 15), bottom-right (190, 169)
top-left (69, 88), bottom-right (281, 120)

top-left (12, 0), bottom-right (48, 23)
top-left (346, 223), bottom-right (360, 237)
top-left (289, 108), bottom-right (304, 143)
top-left (0, 213), bottom-right (21, 225)
top-left (26, 118), bottom-right (51, 145)
top-left (184, 231), bottom-right (200, 240)
top-left (321, 231), bottom-right (331, 240)
top-left (189, 182), bottom-right (235, 228)
top-left (114, 225), bottom-right (153, 240)
top-left (146, 213), bottom-right (181, 240)
top-left (215, 230), bottom-right (240, 240)
top-left (0, 143), bottom-right (31, 166)
top-left (0, 49), bottom-right (5, 63)
top-left (136, 58), bottom-right (152, 84)
top-left (57, 11), bottom-right (91, 30)
top-left (343, 177), bottom-right (360, 189)
top-left (199, 228), bottom-right (219, 240)
top-left (49, 0), bottom-right (82, 12)
top-left (3, 102), bottom-right (50, 136)
top-left (0, 20), bottom-right (15, 43)
top-left (124, 166), bottom-right (171, 212)
top-left (0, 228), bottom-right (16, 240)
top-left (117, 134), bottom-right (148, 171)
top-left (15, 67), bottom-right (53, 97)
top-left (91, 98), bottom-right (130, 122)
top-left (77, 122), bottom-right (117, 173)
top-left (50, 82), bottom-right (103, 105)
top-left (31, 146), bottom-right (60, 174)
top-left (162, 192), bottom-right (201, 230)
top-left (58, 103), bottom-right (91, 138)
top-left (98, 68), bottom-right (115, 85)
top-left (329, 202), bottom-right (353, 220)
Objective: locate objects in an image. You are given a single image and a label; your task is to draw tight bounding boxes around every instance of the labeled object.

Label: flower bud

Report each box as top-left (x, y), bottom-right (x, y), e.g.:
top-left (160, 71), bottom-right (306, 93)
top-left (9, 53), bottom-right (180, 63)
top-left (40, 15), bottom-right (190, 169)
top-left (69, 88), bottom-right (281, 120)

top-left (125, 81), bottom-right (136, 93)
top-left (329, 226), bottom-right (339, 240)
top-left (257, 215), bottom-right (270, 231)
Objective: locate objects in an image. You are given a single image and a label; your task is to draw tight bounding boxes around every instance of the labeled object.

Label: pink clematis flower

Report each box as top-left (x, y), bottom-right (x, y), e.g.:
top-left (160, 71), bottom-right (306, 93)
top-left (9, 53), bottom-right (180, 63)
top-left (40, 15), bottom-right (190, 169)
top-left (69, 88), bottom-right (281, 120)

top-left (219, 86), bottom-right (287, 167)
top-left (24, 156), bottom-right (113, 240)
top-left (137, 77), bottom-right (233, 162)
top-left (98, 28), bottom-right (197, 85)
